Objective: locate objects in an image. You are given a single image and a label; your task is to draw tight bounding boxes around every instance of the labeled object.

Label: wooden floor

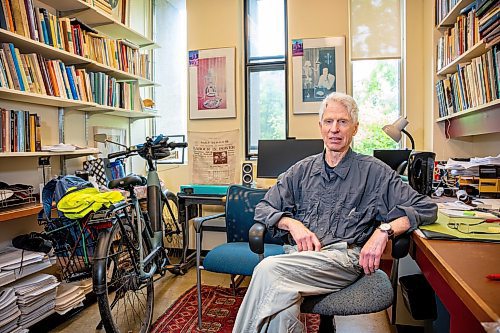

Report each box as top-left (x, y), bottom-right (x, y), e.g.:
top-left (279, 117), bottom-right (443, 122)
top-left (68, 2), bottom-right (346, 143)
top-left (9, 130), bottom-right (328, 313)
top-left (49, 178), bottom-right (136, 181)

top-left (32, 268), bottom-right (394, 333)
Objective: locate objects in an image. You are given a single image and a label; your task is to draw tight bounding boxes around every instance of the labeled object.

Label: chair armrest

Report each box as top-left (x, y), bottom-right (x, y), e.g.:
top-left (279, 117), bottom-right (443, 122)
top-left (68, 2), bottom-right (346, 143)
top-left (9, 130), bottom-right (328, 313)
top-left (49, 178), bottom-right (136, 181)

top-left (249, 222), bottom-right (266, 255)
top-left (193, 213), bottom-right (226, 233)
top-left (391, 233), bottom-right (410, 259)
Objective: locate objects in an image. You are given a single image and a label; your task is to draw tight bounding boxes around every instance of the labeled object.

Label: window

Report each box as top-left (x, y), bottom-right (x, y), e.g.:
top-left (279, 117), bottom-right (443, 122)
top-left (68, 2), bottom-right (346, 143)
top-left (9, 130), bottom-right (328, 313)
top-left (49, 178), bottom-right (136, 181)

top-left (245, 0), bottom-right (288, 157)
top-left (153, 0), bottom-right (187, 151)
top-left (350, 0), bottom-right (403, 155)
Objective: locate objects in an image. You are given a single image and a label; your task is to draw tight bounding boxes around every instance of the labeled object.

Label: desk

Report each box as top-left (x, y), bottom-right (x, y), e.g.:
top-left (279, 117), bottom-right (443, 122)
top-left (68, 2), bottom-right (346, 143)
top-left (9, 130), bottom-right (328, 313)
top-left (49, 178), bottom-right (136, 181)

top-left (176, 193), bottom-right (226, 272)
top-left (412, 234), bottom-right (500, 332)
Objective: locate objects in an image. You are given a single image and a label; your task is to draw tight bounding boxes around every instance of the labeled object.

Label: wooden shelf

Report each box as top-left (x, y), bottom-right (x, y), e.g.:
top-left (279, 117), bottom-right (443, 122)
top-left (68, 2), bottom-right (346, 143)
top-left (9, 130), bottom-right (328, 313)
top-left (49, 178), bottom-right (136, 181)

top-left (0, 148), bottom-right (99, 158)
top-left (40, 0), bottom-right (157, 48)
top-left (436, 99), bottom-right (500, 122)
top-left (436, 0), bottom-right (475, 28)
top-left (436, 41), bottom-right (486, 76)
top-left (437, 99), bottom-right (500, 138)
top-left (0, 28), bottom-right (154, 84)
top-left (0, 88), bottom-right (154, 118)
top-left (0, 204), bottom-right (42, 222)
top-left (0, 87), bottom-right (95, 108)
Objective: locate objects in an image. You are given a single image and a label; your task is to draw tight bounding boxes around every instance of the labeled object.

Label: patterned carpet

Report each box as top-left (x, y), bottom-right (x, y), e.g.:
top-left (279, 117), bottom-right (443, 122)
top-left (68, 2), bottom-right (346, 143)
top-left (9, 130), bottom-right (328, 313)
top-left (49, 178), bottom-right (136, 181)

top-left (151, 285), bottom-right (320, 332)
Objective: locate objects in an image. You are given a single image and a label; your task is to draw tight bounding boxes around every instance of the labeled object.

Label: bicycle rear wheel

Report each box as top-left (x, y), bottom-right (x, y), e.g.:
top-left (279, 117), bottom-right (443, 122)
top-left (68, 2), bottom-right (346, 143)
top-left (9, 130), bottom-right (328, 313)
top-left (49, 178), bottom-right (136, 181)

top-left (93, 218), bottom-right (154, 333)
top-left (162, 191), bottom-right (182, 259)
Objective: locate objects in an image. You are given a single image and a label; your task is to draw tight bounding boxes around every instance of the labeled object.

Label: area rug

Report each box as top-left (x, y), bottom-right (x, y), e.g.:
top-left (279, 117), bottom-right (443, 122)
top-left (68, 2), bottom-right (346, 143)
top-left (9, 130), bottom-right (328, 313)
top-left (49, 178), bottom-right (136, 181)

top-left (151, 285), bottom-right (320, 333)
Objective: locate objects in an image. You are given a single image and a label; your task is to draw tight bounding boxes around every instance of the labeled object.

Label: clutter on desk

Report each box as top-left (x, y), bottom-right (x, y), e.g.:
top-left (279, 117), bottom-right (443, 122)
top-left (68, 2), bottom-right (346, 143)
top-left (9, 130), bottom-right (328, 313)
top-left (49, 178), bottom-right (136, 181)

top-left (433, 154), bottom-right (500, 198)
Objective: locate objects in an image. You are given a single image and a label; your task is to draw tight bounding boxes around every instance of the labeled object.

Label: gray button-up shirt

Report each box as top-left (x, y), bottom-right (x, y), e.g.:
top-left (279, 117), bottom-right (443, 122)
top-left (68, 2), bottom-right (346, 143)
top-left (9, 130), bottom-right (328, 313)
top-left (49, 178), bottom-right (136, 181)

top-left (255, 149), bottom-right (438, 246)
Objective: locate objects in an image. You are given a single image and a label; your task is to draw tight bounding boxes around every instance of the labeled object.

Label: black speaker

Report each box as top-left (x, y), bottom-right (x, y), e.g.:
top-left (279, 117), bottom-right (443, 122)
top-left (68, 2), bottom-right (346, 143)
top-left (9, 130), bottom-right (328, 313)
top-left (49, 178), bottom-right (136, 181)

top-left (242, 163), bottom-right (253, 187)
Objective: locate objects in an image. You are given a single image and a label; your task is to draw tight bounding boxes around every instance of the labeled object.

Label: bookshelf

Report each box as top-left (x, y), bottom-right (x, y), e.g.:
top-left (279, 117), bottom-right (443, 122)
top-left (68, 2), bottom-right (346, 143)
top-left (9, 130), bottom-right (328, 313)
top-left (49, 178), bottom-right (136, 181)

top-left (0, 29), bottom-right (156, 87)
top-left (0, 204), bottom-right (42, 222)
top-left (42, 0), bottom-right (157, 48)
top-left (434, 0), bottom-right (499, 139)
top-left (0, 148), bottom-right (100, 157)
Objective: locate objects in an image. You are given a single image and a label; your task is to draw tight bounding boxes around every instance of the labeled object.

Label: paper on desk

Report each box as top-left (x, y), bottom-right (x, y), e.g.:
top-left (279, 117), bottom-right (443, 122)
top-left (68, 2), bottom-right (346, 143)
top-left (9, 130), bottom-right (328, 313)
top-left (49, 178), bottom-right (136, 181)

top-left (445, 154), bottom-right (500, 170)
top-left (439, 209), bottom-right (497, 219)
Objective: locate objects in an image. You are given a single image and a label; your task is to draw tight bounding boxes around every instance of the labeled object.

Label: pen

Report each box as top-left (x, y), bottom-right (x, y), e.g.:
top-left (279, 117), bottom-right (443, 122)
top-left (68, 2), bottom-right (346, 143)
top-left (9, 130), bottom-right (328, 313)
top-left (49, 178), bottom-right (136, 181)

top-left (486, 274), bottom-right (500, 281)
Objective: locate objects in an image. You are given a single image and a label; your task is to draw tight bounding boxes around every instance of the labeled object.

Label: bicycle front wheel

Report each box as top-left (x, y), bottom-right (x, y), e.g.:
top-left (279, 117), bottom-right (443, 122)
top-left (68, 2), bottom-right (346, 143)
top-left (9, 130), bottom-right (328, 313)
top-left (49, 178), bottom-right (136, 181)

top-left (93, 219), bottom-right (154, 333)
top-left (162, 191), bottom-right (182, 259)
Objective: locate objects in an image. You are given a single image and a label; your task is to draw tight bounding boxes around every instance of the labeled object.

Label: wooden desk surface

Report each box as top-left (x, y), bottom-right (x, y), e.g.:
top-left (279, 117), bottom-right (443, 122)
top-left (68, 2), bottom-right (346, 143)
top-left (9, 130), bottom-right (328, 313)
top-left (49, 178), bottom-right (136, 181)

top-left (413, 234), bottom-right (500, 323)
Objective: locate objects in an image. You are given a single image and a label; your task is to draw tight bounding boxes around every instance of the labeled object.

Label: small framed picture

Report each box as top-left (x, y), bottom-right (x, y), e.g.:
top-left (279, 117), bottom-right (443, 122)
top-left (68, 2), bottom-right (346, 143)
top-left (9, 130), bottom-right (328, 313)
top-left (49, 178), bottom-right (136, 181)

top-left (157, 135), bottom-right (186, 164)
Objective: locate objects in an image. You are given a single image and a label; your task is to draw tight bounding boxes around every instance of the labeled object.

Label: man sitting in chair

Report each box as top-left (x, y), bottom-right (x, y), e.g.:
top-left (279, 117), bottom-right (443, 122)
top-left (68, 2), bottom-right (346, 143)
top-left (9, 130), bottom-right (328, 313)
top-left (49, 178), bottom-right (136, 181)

top-left (233, 92), bottom-right (437, 333)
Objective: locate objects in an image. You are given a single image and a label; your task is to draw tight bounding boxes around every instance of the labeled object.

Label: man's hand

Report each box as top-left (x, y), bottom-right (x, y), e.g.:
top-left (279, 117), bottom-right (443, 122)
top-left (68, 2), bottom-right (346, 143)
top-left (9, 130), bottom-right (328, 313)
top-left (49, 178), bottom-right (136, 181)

top-left (359, 230), bottom-right (389, 275)
top-left (277, 217), bottom-right (321, 252)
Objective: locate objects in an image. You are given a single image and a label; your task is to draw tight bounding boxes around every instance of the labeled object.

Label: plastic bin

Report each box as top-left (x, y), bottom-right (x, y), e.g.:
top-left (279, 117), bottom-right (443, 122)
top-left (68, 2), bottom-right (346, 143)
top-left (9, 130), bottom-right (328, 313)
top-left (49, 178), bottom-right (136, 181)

top-left (399, 274), bottom-right (437, 320)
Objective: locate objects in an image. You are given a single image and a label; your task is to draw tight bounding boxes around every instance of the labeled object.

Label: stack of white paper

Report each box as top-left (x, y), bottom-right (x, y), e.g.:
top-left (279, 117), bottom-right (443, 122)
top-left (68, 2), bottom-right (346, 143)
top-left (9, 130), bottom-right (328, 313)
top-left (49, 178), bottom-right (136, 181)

top-left (55, 283), bottom-right (85, 315)
top-left (0, 247), bottom-right (52, 284)
top-left (10, 274), bottom-right (59, 329)
top-left (445, 154), bottom-right (500, 176)
top-left (0, 288), bottom-right (21, 333)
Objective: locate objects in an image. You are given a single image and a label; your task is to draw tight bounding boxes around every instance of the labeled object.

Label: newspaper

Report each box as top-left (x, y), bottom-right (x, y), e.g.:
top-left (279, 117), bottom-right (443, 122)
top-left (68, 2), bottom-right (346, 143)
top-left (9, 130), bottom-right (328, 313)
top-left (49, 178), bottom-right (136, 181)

top-left (189, 130), bottom-right (239, 185)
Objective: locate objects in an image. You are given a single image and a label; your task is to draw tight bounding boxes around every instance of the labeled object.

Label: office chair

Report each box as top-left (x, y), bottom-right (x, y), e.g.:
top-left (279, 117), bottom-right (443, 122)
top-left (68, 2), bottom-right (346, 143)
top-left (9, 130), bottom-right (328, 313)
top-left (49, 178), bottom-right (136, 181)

top-left (249, 222), bottom-right (410, 333)
top-left (193, 185), bottom-right (284, 329)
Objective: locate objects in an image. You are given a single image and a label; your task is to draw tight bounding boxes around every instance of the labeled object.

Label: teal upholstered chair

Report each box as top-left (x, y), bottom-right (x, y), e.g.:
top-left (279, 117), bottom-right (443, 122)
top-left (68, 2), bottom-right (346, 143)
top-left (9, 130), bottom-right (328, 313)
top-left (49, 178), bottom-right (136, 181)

top-left (193, 185), bottom-right (284, 329)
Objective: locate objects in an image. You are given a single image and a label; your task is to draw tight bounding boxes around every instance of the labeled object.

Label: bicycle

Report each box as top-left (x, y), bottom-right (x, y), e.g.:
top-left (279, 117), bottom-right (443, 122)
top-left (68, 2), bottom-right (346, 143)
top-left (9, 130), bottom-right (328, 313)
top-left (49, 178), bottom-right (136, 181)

top-left (91, 134), bottom-right (187, 333)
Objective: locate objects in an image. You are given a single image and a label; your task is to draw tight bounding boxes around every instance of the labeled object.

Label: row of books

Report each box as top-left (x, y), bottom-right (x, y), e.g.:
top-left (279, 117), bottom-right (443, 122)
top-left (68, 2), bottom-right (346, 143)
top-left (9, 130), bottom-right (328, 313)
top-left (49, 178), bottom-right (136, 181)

top-left (436, 45), bottom-right (499, 118)
top-left (0, 109), bottom-right (42, 153)
top-left (0, 42), bottom-right (141, 109)
top-left (89, 73), bottom-right (138, 110)
top-left (476, 0), bottom-right (499, 47)
top-left (0, 0), bottom-right (150, 79)
top-left (435, 0), bottom-right (461, 25)
top-left (436, 5), bottom-right (480, 71)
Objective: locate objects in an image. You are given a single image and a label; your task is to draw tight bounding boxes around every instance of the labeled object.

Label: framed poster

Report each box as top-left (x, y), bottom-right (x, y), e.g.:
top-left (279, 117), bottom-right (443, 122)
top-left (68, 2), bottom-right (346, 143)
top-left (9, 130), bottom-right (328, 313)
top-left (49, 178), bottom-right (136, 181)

top-left (292, 37), bottom-right (346, 114)
top-left (188, 48), bottom-right (236, 119)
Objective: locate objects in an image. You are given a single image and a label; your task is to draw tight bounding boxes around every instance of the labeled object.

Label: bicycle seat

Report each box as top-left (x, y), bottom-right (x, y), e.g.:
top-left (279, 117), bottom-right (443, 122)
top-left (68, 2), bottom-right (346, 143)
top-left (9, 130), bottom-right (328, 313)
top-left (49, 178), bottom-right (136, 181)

top-left (108, 175), bottom-right (146, 190)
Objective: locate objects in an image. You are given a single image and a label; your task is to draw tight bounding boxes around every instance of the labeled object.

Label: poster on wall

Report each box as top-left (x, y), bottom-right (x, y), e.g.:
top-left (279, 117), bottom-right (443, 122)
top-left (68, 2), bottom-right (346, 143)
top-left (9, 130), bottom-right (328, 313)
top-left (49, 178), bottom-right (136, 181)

top-left (189, 130), bottom-right (239, 184)
top-left (188, 48), bottom-right (236, 119)
top-left (292, 37), bottom-right (346, 114)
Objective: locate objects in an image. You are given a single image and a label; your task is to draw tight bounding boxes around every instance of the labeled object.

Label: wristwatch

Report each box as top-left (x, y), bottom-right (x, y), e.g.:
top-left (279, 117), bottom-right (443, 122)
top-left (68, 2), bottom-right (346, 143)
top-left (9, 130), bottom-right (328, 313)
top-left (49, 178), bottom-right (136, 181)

top-left (378, 223), bottom-right (394, 240)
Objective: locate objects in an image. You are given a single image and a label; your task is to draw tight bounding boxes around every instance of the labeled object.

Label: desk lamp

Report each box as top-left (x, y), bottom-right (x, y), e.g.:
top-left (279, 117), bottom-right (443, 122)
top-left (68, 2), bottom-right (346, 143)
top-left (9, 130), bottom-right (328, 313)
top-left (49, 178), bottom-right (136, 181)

top-left (382, 116), bottom-right (415, 150)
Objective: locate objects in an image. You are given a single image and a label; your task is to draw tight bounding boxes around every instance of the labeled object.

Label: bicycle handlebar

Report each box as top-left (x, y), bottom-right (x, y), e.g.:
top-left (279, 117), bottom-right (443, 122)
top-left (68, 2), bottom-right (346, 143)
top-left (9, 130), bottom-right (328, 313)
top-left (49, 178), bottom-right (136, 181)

top-left (106, 135), bottom-right (187, 162)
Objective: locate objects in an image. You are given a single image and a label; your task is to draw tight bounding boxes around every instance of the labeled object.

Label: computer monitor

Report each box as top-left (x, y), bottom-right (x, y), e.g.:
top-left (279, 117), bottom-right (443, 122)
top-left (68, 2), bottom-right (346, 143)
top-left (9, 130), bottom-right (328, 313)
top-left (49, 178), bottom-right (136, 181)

top-left (257, 139), bottom-right (325, 178)
top-left (373, 149), bottom-right (412, 174)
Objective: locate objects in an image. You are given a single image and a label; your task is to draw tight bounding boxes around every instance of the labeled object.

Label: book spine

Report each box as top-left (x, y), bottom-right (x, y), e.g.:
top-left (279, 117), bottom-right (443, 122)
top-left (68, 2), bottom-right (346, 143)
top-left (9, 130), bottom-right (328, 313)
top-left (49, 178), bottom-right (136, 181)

top-left (24, 110), bottom-right (29, 152)
top-left (9, 0), bottom-right (26, 36)
top-left (65, 66), bottom-right (78, 100)
top-left (1, 109), bottom-right (6, 152)
top-left (10, 110), bottom-right (15, 152)
top-left (23, 0), bottom-right (37, 40)
top-left (13, 47), bottom-right (29, 91)
top-left (34, 113), bottom-right (41, 151)
top-left (1, 0), bottom-right (15, 33)
top-left (7, 43), bottom-right (24, 91)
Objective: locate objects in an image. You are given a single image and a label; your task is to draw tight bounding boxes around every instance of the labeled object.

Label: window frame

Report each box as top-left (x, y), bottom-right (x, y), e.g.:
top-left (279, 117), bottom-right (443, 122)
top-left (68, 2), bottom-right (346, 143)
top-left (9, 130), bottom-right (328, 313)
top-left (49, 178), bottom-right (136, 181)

top-left (244, 0), bottom-right (289, 159)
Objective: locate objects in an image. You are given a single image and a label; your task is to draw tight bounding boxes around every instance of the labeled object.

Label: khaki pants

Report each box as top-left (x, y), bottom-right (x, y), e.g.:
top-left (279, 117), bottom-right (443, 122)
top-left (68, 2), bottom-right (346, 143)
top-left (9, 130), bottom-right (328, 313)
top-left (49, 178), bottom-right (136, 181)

top-left (232, 242), bottom-right (362, 333)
